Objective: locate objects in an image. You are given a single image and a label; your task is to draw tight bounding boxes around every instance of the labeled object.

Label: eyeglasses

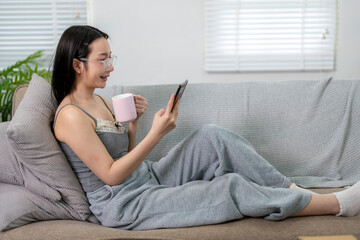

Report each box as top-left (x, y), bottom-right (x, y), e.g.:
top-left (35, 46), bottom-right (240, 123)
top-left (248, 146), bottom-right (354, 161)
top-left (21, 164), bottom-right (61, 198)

top-left (79, 55), bottom-right (117, 71)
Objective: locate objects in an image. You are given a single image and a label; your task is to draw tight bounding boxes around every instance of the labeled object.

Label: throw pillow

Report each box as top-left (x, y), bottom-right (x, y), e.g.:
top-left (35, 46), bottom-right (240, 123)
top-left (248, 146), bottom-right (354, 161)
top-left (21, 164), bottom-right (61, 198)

top-left (0, 182), bottom-right (80, 232)
top-left (5, 73), bottom-right (92, 221)
top-left (0, 122), bottom-right (22, 185)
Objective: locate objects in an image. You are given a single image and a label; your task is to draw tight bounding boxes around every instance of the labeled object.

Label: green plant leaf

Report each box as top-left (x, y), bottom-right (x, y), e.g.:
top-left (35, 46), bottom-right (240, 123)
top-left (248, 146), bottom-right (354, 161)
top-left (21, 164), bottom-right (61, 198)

top-left (0, 50), bottom-right (51, 121)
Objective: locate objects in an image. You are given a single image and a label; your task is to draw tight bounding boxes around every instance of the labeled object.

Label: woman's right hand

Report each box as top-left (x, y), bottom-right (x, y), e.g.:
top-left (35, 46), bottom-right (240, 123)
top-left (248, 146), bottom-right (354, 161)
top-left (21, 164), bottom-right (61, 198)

top-left (149, 94), bottom-right (180, 139)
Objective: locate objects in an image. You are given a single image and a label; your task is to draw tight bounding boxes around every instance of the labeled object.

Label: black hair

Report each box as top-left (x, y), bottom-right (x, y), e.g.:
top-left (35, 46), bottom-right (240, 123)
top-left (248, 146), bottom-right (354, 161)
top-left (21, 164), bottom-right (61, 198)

top-left (51, 25), bottom-right (109, 104)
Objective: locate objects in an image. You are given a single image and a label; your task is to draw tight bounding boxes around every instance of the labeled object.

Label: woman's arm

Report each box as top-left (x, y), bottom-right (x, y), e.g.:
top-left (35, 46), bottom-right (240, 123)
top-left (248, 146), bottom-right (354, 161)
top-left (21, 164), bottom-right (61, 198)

top-left (127, 95), bottom-right (148, 151)
top-left (127, 120), bottom-right (138, 152)
top-left (54, 94), bottom-right (179, 186)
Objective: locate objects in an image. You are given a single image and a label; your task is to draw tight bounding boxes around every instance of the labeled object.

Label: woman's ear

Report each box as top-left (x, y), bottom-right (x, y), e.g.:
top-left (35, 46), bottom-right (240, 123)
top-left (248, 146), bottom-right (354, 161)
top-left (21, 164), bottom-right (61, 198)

top-left (73, 58), bottom-right (82, 74)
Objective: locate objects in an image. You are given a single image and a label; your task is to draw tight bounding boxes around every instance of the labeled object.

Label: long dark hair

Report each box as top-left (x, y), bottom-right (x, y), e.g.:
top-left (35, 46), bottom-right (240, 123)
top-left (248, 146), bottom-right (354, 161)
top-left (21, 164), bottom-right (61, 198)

top-left (51, 25), bottom-right (109, 104)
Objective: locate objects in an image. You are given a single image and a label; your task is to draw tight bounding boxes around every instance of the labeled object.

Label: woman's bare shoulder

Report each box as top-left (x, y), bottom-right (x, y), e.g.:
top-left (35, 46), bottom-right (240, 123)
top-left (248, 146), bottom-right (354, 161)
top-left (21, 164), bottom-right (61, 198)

top-left (54, 102), bottom-right (95, 142)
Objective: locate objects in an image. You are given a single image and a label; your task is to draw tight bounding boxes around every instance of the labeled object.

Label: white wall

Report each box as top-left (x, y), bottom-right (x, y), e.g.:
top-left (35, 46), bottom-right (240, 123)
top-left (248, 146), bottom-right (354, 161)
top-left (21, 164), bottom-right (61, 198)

top-left (91, 0), bottom-right (360, 86)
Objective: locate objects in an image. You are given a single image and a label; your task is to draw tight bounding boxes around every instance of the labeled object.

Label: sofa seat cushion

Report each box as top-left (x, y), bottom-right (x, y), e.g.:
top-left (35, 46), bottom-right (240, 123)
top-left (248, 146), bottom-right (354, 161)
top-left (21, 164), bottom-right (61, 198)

top-left (1, 214), bottom-right (360, 240)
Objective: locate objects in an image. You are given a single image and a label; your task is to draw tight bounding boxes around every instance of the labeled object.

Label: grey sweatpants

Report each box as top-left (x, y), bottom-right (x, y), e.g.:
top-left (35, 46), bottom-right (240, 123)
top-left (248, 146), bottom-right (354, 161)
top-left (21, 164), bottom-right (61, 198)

top-left (87, 124), bottom-right (311, 230)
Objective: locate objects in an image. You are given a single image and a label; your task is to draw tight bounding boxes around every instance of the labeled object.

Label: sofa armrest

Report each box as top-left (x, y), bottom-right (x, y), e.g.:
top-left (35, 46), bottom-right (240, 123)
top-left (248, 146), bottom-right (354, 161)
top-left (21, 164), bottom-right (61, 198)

top-left (12, 84), bottom-right (28, 117)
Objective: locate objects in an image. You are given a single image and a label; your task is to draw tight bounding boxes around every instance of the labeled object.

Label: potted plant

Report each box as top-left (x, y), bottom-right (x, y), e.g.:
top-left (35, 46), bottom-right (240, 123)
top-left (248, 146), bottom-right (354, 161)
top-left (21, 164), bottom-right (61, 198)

top-left (0, 50), bottom-right (51, 122)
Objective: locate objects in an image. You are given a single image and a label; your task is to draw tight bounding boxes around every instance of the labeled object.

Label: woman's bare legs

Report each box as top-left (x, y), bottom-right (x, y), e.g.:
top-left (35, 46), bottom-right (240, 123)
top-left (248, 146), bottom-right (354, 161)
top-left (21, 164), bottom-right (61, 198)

top-left (291, 181), bottom-right (360, 217)
top-left (292, 194), bottom-right (340, 217)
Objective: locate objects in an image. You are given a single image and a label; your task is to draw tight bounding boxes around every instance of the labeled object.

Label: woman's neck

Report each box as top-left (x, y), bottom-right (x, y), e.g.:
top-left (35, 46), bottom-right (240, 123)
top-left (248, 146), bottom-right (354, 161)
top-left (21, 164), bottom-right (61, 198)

top-left (69, 84), bottom-right (96, 106)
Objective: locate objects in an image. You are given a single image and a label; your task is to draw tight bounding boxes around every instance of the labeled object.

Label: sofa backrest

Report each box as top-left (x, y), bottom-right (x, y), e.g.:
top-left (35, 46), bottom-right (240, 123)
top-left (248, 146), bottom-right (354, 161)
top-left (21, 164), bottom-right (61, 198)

top-left (97, 78), bottom-right (360, 188)
top-left (12, 84), bottom-right (28, 117)
top-left (15, 78), bottom-right (360, 189)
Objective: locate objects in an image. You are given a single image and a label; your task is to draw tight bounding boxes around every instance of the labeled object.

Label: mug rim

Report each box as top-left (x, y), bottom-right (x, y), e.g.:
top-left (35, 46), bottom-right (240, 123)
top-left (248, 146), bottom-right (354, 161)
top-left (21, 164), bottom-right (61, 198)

top-left (112, 93), bottom-right (133, 100)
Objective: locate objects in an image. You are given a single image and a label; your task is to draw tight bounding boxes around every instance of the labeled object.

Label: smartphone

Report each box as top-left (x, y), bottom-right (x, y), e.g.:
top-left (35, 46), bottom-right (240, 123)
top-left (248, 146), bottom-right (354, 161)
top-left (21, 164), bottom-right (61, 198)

top-left (172, 79), bottom-right (188, 111)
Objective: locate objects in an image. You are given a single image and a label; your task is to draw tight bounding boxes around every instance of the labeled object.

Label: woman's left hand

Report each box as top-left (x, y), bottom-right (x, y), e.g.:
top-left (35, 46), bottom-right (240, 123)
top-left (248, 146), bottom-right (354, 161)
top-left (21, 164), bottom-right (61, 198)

top-left (134, 95), bottom-right (148, 120)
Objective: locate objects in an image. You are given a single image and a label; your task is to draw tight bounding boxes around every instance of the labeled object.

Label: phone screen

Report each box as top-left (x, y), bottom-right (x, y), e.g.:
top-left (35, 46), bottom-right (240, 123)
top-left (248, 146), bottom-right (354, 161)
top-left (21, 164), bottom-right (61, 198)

top-left (172, 80), bottom-right (188, 111)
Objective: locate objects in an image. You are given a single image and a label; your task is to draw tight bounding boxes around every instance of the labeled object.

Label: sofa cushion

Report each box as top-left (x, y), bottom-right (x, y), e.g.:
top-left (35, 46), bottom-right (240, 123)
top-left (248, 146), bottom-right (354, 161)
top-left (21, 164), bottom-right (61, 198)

top-left (0, 122), bottom-right (22, 185)
top-left (0, 182), bottom-right (79, 232)
top-left (5, 73), bottom-right (93, 221)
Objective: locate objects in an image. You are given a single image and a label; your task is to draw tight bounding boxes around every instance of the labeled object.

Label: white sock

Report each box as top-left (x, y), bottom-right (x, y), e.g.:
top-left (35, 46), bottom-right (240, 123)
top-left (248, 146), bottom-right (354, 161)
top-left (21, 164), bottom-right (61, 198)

top-left (334, 181), bottom-right (360, 217)
top-left (290, 183), bottom-right (319, 195)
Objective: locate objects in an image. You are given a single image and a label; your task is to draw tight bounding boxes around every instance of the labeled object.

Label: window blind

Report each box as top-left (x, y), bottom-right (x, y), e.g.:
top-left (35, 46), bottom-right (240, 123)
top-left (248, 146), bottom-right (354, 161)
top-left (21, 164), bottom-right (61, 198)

top-left (204, 0), bottom-right (337, 72)
top-left (0, 0), bottom-right (88, 69)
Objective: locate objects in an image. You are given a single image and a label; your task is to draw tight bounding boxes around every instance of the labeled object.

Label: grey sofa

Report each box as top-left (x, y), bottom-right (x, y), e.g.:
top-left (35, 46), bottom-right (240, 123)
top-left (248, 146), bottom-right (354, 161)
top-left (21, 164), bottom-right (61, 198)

top-left (1, 74), bottom-right (360, 240)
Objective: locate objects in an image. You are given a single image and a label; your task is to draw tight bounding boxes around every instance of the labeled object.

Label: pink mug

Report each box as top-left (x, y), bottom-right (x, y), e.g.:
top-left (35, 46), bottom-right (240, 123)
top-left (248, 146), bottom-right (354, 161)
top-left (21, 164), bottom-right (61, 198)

top-left (112, 93), bottom-right (137, 123)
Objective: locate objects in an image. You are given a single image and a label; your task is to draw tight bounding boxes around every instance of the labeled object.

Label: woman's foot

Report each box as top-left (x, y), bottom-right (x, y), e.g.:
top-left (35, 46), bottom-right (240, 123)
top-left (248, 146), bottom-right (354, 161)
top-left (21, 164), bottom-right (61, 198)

top-left (334, 181), bottom-right (360, 217)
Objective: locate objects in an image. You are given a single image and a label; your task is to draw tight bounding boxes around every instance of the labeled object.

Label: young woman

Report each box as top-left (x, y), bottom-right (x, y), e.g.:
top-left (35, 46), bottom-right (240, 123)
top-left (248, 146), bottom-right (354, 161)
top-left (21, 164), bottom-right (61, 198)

top-left (52, 25), bottom-right (360, 230)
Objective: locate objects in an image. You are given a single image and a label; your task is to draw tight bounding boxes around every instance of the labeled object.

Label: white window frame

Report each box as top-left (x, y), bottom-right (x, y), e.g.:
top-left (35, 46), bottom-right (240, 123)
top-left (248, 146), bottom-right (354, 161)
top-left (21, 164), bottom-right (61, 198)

top-left (204, 0), bottom-right (338, 72)
top-left (0, 0), bottom-right (89, 70)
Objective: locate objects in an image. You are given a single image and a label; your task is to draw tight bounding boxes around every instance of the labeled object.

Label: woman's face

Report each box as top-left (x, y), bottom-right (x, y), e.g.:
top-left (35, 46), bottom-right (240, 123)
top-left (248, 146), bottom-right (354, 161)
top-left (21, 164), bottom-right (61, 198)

top-left (79, 37), bottom-right (114, 89)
